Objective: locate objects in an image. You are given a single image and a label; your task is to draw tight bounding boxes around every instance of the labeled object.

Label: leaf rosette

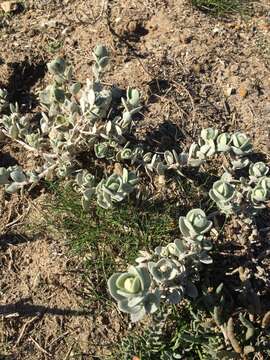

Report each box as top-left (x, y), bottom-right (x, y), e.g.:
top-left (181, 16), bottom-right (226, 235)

top-left (249, 162), bottom-right (269, 178)
top-left (179, 209), bottom-right (212, 239)
top-left (148, 258), bottom-right (179, 283)
top-left (216, 132), bottom-right (231, 152)
top-left (231, 132), bottom-right (252, 156)
top-left (108, 266), bottom-right (160, 322)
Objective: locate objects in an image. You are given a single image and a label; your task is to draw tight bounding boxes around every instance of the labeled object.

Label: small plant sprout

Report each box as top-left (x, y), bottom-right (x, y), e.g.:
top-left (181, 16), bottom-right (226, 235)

top-left (108, 265), bottom-right (160, 322)
top-left (250, 183), bottom-right (269, 207)
top-left (96, 169), bottom-right (138, 209)
top-left (249, 162), bottom-right (269, 178)
top-left (209, 180), bottom-right (236, 214)
top-left (198, 128), bottom-right (219, 157)
top-left (231, 132), bottom-right (252, 156)
top-left (200, 128), bottom-right (219, 142)
top-left (92, 44), bottom-right (109, 79)
top-left (179, 209), bottom-right (212, 240)
top-left (216, 132), bottom-right (231, 152)
top-left (148, 258), bottom-right (179, 283)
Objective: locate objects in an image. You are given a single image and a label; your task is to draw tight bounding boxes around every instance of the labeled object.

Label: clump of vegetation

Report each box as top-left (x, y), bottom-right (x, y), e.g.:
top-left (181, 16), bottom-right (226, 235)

top-left (191, 0), bottom-right (250, 16)
top-left (0, 45), bottom-right (269, 358)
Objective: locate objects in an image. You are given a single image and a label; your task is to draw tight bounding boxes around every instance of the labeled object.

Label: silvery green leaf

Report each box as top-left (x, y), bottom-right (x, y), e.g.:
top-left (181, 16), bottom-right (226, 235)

top-left (174, 238), bottom-right (186, 254)
top-left (47, 58), bottom-right (66, 75)
top-left (94, 143), bottom-right (110, 158)
top-left (179, 152), bottom-right (188, 165)
top-left (164, 150), bottom-right (175, 166)
top-left (97, 191), bottom-right (113, 209)
top-left (144, 290), bottom-right (160, 314)
top-left (10, 168), bottom-right (26, 183)
top-left (249, 162), bottom-right (269, 178)
top-left (65, 66), bottom-right (73, 81)
top-left (202, 239), bottom-right (212, 251)
top-left (198, 252), bottom-right (213, 264)
top-left (251, 185), bottom-right (268, 203)
top-left (130, 307), bottom-right (146, 322)
top-left (143, 152), bottom-right (153, 163)
top-left (93, 45), bottom-right (109, 60)
top-left (200, 128), bottom-right (219, 142)
top-left (28, 172), bottom-right (39, 183)
top-left (10, 124), bottom-right (19, 139)
top-left (231, 157), bottom-right (250, 170)
top-left (231, 132), bottom-right (252, 155)
top-left (9, 103), bottom-right (17, 114)
top-left (54, 88), bottom-right (65, 103)
top-left (165, 243), bottom-right (179, 257)
top-left (5, 182), bottom-right (21, 194)
top-left (121, 182), bottom-right (134, 194)
top-left (127, 87), bottom-right (140, 108)
top-left (122, 111), bottom-right (132, 125)
top-left (179, 209), bottom-right (212, 239)
top-left (258, 176), bottom-right (270, 191)
top-left (209, 180), bottom-right (235, 205)
top-left (221, 172), bottom-right (233, 182)
top-left (217, 132), bottom-right (231, 152)
top-left (188, 158), bottom-right (204, 167)
top-left (40, 113), bottom-right (50, 134)
top-left (121, 97), bottom-right (129, 113)
top-left (120, 168), bottom-right (129, 183)
top-left (69, 82), bottom-right (81, 95)
top-left (155, 246), bottom-right (167, 256)
top-left (39, 87), bottom-right (54, 105)
top-left (98, 56), bottom-right (109, 68)
top-left (116, 148), bottom-right (133, 161)
top-left (148, 258), bottom-right (178, 282)
top-left (179, 217), bottom-right (191, 238)
top-left (83, 188), bottom-right (95, 201)
top-left (129, 106), bottom-right (142, 116)
top-left (199, 140), bottom-right (216, 157)
top-left (92, 63), bottom-right (100, 79)
top-left (156, 162), bottom-right (167, 175)
top-left (87, 88), bottom-right (96, 107)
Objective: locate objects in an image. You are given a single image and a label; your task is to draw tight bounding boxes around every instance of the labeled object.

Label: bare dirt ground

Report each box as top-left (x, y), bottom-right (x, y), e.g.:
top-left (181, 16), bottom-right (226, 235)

top-left (0, 0), bottom-right (270, 359)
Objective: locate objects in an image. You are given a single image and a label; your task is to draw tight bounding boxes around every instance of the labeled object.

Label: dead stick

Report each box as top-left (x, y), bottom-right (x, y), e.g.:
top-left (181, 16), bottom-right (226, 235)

top-left (29, 337), bottom-right (52, 357)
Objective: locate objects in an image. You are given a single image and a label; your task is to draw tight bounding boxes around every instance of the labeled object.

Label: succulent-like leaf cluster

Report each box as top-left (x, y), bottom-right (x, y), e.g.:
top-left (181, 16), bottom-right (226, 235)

top-left (179, 209), bottom-right (212, 240)
top-left (0, 44), bottom-right (269, 352)
top-left (2, 45), bottom-right (266, 220)
top-left (209, 160), bottom-right (270, 215)
top-left (96, 169), bottom-right (138, 209)
top-left (191, 128), bottom-right (253, 170)
top-left (249, 174), bottom-right (270, 208)
top-left (209, 179), bottom-right (236, 214)
top-left (108, 208), bottom-right (213, 321)
top-left (0, 46), bottom-right (144, 210)
top-left (108, 265), bottom-right (160, 322)
top-left (0, 165), bottom-right (38, 193)
top-left (75, 168), bottom-right (138, 209)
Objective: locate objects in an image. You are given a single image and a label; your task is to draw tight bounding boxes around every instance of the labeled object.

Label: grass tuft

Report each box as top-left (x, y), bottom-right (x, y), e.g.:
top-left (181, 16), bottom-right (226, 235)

top-left (191, 0), bottom-right (251, 16)
top-left (43, 181), bottom-right (178, 301)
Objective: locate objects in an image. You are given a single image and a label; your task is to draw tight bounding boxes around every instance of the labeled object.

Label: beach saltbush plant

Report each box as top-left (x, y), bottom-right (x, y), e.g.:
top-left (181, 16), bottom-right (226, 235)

top-left (0, 46), bottom-right (269, 354)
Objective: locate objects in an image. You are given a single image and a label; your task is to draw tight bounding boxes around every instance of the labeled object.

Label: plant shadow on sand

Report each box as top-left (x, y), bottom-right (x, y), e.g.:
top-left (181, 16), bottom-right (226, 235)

top-left (6, 59), bottom-right (47, 112)
top-left (0, 300), bottom-right (90, 317)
